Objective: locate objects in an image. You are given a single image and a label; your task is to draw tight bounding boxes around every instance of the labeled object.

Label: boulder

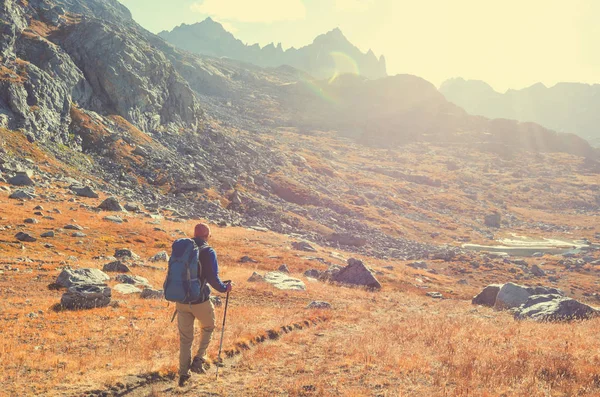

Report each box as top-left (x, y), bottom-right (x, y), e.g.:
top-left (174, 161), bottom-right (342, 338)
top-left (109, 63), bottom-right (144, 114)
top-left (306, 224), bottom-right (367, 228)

top-left (140, 288), bottom-right (164, 299)
top-left (113, 284), bottom-right (142, 294)
top-left (61, 284), bottom-right (111, 310)
top-left (264, 272), bottom-right (306, 290)
top-left (70, 185), bottom-right (99, 199)
top-left (494, 283), bottom-right (563, 310)
top-left (332, 258), bottom-right (381, 290)
top-left (115, 274), bottom-right (151, 287)
top-left (307, 301), bottom-right (332, 309)
top-left (8, 170), bottom-right (34, 186)
top-left (55, 268), bottom-right (110, 288)
top-left (15, 232), bottom-right (36, 242)
top-left (24, 218), bottom-right (39, 224)
top-left (149, 251), bottom-right (169, 262)
top-left (114, 248), bottom-right (140, 260)
top-left (41, 230), bottom-right (55, 238)
top-left (484, 213), bottom-right (501, 228)
top-left (98, 197), bottom-right (125, 211)
top-left (102, 261), bottom-right (131, 273)
top-left (514, 295), bottom-right (599, 322)
top-left (472, 284), bottom-right (502, 307)
top-left (292, 241), bottom-right (317, 252)
top-left (247, 272), bottom-right (264, 282)
top-left (9, 189), bottom-right (37, 199)
top-left (278, 264), bottom-right (290, 273)
top-left (103, 215), bottom-right (124, 223)
top-left (531, 264), bottom-right (546, 277)
top-left (304, 269), bottom-right (321, 278)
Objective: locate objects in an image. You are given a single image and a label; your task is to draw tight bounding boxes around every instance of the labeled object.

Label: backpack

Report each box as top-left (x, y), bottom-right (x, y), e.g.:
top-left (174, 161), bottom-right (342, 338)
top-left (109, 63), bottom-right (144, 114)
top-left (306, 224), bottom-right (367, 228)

top-left (163, 238), bottom-right (208, 304)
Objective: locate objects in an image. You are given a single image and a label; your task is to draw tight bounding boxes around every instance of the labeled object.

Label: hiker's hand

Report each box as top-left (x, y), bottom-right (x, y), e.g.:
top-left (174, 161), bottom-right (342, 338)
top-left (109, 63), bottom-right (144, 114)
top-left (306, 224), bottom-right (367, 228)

top-left (225, 282), bottom-right (233, 292)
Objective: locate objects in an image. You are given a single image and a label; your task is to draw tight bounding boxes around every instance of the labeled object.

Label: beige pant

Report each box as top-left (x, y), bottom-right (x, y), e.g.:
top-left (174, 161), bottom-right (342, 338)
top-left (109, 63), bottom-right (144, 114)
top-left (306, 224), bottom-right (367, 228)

top-left (176, 300), bottom-right (216, 376)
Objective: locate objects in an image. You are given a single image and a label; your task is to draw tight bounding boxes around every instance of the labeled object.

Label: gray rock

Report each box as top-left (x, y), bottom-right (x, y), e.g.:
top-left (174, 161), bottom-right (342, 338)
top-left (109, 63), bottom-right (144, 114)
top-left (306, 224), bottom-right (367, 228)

top-left (484, 213), bottom-right (501, 228)
top-left (247, 272), bottom-right (264, 282)
top-left (114, 248), bottom-right (140, 260)
top-left (115, 274), bottom-right (151, 287)
top-left (64, 224), bottom-right (83, 230)
top-left (531, 264), bottom-right (546, 277)
top-left (472, 284), bottom-right (502, 307)
top-left (140, 288), bottom-right (164, 299)
top-left (8, 170), bottom-right (34, 186)
top-left (264, 272), bottom-right (306, 290)
top-left (55, 268), bottom-right (110, 288)
top-left (307, 301), bottom-right (332, 309)
top-left (332, 258), bottom-right (381, 290)
top-left (303, 269), bottom-right (321, 278)
top-left (124, 202), bottom-right (143, 212)
top-left (514, 295), bottom-right (599, 322)
top-left (318, 265), bottom-right (343, 281)
top-left (149, 251), bottom-right (169, 262)
top-left (113, 284), bottom-right (141, 294)
top-left (61, 284), bottom-right (111, 310)
top-left (41, 230), bottom-right (55, 238)
top-left (15, 231), bottom-right (36, 242)
top-left (71, 185), bottom-right (99, 199)
top-left (102, 261), bottom-right (131, 273)
top-left (494, 283), bottom-right (563, 310)
top-left (103, 215), bottom-right (124, 223)
top-left (9, 189), bottom-right (36, 199)
top-left (24, 218), bottom-right (38, 224)
top-left (239, 255), bottom-right (257, 263)
top-left (407, 261), bottom-right (428, 270)
top-left (278, 264), bottom-right (290, 273)
top-left (98, 197), bottom-right (125, 211)
top-left (292, 241), bottom-right (317, 252)
top-left (71, 232), bottom-right (86, 238)
top-left (426, 292), bottom-right (443, 299)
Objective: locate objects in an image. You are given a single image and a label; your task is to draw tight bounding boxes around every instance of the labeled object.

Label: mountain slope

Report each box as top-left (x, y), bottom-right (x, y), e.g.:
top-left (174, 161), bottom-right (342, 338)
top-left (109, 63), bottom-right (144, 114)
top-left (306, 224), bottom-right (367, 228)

top-left (440, 78), bottom-right (600, 147)
top-left (158, 18), bottom-right (387, 80)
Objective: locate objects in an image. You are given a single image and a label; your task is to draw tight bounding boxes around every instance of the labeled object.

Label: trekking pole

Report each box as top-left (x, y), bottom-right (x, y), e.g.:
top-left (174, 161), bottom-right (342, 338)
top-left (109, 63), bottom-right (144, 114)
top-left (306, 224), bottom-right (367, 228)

top-left (216, 281), bottom-right (231, 380)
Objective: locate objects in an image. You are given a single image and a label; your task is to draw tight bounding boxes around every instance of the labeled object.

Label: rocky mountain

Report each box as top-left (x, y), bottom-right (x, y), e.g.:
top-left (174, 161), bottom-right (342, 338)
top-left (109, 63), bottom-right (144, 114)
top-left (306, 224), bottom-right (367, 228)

top-left (440, 78), bottom-right (600, 147)
top-left (158, 18), bottom-right (387, 80)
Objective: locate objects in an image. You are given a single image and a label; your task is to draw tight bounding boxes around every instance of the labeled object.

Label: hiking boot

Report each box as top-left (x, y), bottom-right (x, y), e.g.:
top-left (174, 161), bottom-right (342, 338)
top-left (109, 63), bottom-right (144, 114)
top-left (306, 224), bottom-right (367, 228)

top-left (178, 374), bottom-right (190, 387)
top-left (190, 356), bottom-right (207, 374)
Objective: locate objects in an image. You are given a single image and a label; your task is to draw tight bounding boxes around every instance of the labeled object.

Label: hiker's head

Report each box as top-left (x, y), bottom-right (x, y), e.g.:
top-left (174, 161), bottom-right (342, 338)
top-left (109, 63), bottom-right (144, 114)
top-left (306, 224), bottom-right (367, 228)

top-left (194, 223), bottom-right (211, 240)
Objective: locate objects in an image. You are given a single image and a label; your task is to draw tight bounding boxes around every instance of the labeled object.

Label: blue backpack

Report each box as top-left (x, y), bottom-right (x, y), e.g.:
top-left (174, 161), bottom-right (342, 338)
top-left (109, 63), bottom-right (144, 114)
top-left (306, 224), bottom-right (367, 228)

top-left (163, 238), bottom-right (207, 303)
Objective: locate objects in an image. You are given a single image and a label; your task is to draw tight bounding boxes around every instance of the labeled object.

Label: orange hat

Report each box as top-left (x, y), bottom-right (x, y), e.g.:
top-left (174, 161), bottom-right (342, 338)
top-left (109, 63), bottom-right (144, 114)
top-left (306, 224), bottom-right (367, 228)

top-left (194, 223), bottom-right (211, 239)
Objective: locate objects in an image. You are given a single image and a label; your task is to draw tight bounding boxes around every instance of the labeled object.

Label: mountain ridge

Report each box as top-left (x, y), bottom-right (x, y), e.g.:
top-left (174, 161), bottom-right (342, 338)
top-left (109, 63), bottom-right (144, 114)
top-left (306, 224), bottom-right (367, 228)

top-left (158, 18), bottom-right (387, 80)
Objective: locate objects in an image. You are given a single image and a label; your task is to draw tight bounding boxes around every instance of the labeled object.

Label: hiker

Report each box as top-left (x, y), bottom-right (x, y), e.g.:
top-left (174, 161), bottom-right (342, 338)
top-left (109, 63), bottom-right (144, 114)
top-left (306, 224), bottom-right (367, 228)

top-left (168, 223), bottom-right (232, 387)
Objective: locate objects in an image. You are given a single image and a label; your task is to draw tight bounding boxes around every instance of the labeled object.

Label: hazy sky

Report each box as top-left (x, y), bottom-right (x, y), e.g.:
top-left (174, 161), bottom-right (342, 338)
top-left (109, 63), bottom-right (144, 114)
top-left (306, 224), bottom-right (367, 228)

top-left (118, 0), bottom-right (600, 92)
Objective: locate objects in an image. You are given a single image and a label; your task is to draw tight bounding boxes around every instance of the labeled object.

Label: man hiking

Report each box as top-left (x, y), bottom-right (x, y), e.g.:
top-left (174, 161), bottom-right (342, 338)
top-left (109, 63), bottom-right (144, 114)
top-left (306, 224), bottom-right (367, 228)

top-left (168, 223), bottom-right (232, 387)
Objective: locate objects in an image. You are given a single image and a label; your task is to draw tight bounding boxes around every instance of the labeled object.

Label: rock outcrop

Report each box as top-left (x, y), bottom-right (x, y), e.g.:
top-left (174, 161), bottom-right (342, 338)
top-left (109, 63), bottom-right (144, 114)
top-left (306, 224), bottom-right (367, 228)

top-left (60, 284), bottom-right (111, 309)
top-left (332, 258), bottom-right (381, 290)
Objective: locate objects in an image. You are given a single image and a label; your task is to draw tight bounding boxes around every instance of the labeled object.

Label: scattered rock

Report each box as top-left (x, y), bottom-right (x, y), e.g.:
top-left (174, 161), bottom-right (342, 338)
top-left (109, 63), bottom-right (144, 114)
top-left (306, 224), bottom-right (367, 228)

top-left (307, 301), bottom-right (332, 309)
top-left (531, 264), bottom-right (546, 277)
top-left (55, 268), bottom-right (110, 288)
top-left (103, 261), bottom-right (131, 273)
top-left (8, 171), bottom-right (34, 186)
top-left (72, 232), bottom-right (86, 238)
top-left (247, 272), bottom-right (264, 282)
top-left (514, 295), bottom-right (599, 322)
top-left (15, 232), bottom-right (36, 242)
top-left (71, 185), bottom-right (99, 199)
top-left (140, 288), bottom-right (164, 299)
top-left (115, 274), bottom-right (151, 287)
top-left (103, 215), bottom-right (124, 223)
top-left (264, 272), bottom-right (306, 290)
top-left (113, 284), bottom-right (142, 294)
top-left (41, 230), bottom-right (55, 238)
top-left (98, 197), bottom-right (125, 211)
top-left (407, 261), bottom-right (428, 270)
top-left (114, 248), bottom-right (140, 260)
top-left (327, 233), bottom-right (367, 247)
top-left (64, 224), bottom-right (84, 230)
top-left (332, 258), bottom-right (381, 290)
top-left (24, 218), bottom-right (39, 224)
top-left (303, 269), bottom-right (321, 278)
top-left (426, 292), bottom-right (443, 299)
top-left (124, 202), bottom-right (143, 212)
top-left (239, 256), bottom-right (257, 263)
top-left (9, 189), bottom-right (37, 199)
top-left (292, 241), bottom-right (317, 252)
top-left (149, 251), bottom-right (169, 262)
top-left (278, 264), bottom-right (290, 273)
top-left (472, 284), bottom-right (503, 307)
top-left (61, 285), bottom-right (111, 310)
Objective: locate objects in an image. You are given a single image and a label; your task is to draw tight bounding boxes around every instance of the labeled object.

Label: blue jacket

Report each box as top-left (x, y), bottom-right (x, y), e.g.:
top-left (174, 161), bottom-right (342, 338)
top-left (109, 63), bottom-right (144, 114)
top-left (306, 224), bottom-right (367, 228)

top-left (193, 238), bottom-right (228, 303)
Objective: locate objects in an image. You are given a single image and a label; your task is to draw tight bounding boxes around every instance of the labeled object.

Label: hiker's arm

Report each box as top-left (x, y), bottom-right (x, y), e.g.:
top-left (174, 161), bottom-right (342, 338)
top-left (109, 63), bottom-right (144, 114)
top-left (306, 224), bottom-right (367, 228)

top-left (204, 248), bottom-right (228, 293)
